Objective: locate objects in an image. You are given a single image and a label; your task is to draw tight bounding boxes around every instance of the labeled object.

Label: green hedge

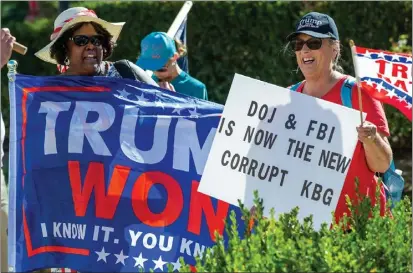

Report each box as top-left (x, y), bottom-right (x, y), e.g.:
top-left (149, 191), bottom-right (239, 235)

top-left (177, 188), bottom-right (412, 272)
top-left (1, 1), bottom-right (412, 184)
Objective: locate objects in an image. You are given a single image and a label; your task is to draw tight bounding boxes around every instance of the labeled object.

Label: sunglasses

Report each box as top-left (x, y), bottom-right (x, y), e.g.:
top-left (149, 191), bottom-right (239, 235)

top-left (290, 38), bottom-right (323, 51)
top-left (69, 35), bottom-right (104, 47)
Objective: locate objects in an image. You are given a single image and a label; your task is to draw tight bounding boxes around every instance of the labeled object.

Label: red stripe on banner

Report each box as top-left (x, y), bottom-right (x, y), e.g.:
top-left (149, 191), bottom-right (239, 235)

top-left (355, 46), bottom-right (412, 58)
top-left (23, 208), bottom-right (90, 257)
top-left (23, 86), bottom-right (110, 93)
top-left (21, 92), bottom-right (28, 187)
top-left (362, 83), bottom-right (412, 121)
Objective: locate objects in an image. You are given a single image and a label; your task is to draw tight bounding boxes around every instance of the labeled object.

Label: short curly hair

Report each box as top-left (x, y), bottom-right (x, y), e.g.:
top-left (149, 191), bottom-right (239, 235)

top-left (50, 21), bottom-right (115, 65)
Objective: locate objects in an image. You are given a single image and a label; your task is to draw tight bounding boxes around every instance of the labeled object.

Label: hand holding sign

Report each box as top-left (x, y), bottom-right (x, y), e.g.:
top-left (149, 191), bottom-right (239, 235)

top-left (199, 74), bottom-right (365, 229)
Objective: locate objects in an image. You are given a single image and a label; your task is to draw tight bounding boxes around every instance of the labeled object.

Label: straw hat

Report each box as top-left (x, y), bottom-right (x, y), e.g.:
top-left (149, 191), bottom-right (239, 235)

top-left (35, 7), bottom-right (125, 64)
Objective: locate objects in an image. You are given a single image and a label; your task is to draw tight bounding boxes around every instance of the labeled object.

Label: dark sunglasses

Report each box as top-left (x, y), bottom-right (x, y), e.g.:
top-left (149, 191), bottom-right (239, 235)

top-left (69, 35), bottom-right (104, 47)
top-left (290, 38), bottom-right (323, 51)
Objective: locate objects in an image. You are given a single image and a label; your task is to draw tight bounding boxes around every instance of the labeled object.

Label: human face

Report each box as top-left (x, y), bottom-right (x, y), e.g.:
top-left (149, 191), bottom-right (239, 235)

top-left (293, 34), bottom-right (336, 80)
top-left (66, 23), bottom-right (104, 76)
top-left (153, 54), bottom-right (178, 81)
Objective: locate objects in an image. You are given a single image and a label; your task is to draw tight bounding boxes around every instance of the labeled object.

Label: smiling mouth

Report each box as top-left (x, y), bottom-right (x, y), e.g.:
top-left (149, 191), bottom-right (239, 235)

top-left (303, 57), bottom-right (315, 64)
top-left (83, 54), bottom-right (97, 61)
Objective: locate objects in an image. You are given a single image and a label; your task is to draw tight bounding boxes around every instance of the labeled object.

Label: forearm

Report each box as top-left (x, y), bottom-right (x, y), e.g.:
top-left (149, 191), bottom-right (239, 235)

top-left (363, 134), bottom-right (392, 173)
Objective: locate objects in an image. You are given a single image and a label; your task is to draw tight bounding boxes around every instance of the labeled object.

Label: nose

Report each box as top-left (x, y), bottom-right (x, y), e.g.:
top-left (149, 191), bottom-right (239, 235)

top-left (85, 42), bottom-right (95, 50)
top-left (301, 43), bottom-right (311, 53)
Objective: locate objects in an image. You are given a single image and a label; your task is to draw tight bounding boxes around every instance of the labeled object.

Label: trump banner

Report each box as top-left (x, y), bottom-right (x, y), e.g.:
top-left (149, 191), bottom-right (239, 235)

top-left (7, 73), bottom-right (243, 272)
top-left (353, 46), bottom-right (412, 121)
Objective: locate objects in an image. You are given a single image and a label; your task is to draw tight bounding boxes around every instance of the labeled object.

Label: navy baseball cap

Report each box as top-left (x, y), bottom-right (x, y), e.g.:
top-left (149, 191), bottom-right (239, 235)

top-left (287, 12), bottom-right (339, 41)
top-left (136, 32), bottom-right (177, 71)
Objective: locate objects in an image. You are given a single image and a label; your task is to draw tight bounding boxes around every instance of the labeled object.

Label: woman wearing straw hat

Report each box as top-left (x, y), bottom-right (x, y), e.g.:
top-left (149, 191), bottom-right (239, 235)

top-left (286, 12), bottom-right (392, 223)
top-left (35, 7), bottom-right (157, 85)
top-left (32, 7), bottom-right (158, 273)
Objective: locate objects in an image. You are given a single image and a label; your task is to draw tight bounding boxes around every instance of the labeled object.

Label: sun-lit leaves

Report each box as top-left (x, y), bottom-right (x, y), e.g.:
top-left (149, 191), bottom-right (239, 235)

top-left (178, 186), bottom-right (412, 273)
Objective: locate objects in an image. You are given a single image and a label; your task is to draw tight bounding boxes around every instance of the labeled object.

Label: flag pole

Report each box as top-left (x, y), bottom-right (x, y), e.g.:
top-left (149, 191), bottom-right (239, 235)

top-left (7, 60), bottom-right (18, 273)
top-left (167, 1), bottom-right (193, 38)
top-left (349, 39), bottom-right (364, 126)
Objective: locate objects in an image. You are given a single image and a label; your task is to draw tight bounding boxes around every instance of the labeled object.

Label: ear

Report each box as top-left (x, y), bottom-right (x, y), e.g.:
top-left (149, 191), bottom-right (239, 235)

top-left (172, 52), bottom-right (180, 61)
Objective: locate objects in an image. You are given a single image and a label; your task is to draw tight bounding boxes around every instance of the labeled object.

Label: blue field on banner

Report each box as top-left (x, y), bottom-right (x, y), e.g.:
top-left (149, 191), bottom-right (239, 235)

top-left (8, 74), bottom-right (244, 272)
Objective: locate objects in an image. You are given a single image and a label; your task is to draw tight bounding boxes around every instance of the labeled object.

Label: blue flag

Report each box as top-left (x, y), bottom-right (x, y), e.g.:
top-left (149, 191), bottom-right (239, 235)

top-left (175, 17), bottom-right (189, 73)
top-left (7, 74), bottom-right (244, 272)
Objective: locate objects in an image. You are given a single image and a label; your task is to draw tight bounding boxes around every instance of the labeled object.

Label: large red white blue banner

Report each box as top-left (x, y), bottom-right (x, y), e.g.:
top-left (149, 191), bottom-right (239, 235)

top-left (8, 74), bottom-right (243, 272)
top-left (354, 46), bottom-right (412, 121)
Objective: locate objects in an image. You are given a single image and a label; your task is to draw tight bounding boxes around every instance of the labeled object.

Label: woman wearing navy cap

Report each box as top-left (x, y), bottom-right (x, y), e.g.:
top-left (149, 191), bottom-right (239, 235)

top-left (287, 12), bottom-right (392, 224)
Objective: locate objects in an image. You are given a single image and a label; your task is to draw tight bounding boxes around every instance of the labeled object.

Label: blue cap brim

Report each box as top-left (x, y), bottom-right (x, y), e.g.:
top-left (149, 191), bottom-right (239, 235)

top-left (287, 30), bottom-right (337, 41)
top-left (136, 57), bottom-right (168, 71)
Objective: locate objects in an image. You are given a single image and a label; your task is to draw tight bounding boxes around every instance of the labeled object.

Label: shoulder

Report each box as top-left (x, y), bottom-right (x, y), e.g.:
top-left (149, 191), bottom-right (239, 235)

top-left (173, 72), bottom-right (208, 99)
top-left (176, 72), bottom-right (207, 92)
top-left (184, 72), bottom-right (206, 88)
top-left (287, 81), bottom-right (304, 91)
top-left (112, 60), bottom-right (158, 86)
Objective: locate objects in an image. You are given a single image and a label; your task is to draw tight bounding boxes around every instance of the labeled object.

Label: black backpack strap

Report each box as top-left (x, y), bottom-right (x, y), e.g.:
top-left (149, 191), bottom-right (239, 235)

top-left (113, 60), bottom-right (158, 86)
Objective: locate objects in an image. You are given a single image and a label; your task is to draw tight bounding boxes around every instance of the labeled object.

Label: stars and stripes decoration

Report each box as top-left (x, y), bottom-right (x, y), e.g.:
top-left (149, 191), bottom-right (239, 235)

top-left (353, 46), bottom-right (412, 121)
top-left (114, 84), bottom-right (207, 118)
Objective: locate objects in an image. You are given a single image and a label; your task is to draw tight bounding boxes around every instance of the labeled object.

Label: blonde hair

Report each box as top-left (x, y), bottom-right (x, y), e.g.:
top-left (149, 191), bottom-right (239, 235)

top-left (174, 38), bottom-right (187, 57)
top-left (328, 39), bottom-right (344, 73)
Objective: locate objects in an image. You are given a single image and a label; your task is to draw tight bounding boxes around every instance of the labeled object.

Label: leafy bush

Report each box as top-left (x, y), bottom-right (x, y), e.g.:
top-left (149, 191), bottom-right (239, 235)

top-left (177, 186), bottom-right (412, 273)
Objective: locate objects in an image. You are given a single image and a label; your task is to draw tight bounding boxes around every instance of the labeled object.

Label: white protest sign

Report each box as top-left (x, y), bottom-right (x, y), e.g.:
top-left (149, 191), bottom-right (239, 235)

top-left (198, 74), bottom-right (366, 229)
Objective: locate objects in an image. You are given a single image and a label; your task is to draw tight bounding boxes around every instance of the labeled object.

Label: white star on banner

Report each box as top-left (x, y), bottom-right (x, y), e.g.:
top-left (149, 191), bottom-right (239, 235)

top-left (397, 96), bottom-right (407, 103)
top-left (133, 253), bottom-right (148, 268)
top-left (392, 54), bottom-right (401, 61)
top-left (170, 258), bottom-right (182, 271)
top-left (116, 88), bottom-right (130, 99)
top-left (155, 100), bottom-right (165, 109)
top-left (136, 93), bottom-right (149, 104)
top-left (375, 81), bottom-right (384, 92)
top-left (385, 88), bottom-right (397, 99)
top-left (406, 103), bottom-right (412, 110)
top-left (188, 108), bottom-right (199, 117)
top-left (95, 247), bottom-right (110, 263)
top-left (365, 78), bottom-right (374, 87)
top-left (153, 256), bottom-right (167, 271)
top-left (364, 50), bottom-right (372, 58)
top-left (114, 250), bottom-right (129, 265)
top-left (172, 104), bottom-right (183, 114)
top-left (377, 51), bottom-right (386, 59)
